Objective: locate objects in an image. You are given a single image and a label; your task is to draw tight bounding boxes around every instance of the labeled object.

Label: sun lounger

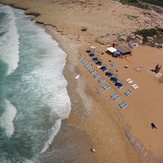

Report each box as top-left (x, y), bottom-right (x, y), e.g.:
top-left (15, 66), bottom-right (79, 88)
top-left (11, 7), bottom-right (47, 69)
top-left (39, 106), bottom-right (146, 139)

top-left (81, 59), bottom-right (86, 63)
top-left (98, 78), bottom-right (104, 83)
top-left (86, 50), bottom-right (91, 54)
top-left (119, 101), bottom-right (127, 109)
top-left (131, 84), bottom-right (139, 90)
top-left (111, 62), bottom-right (116, 67)
top-left (121, 103), bottom-right (127, 109)
top-left (89, 53), bottom-right (95, 57)
top-left (89, 68), bottom-right (96, 73)
top-left (119, 101), bottom-right (126, 107)
top-left (78, 55), bottom-right (83, 59)
top-left (85, 64), bottom-right (92, 69)
top-left (124, 90), bottom-right (132, 96)
top-left (126, 78), bottom-right (133, 84)
top-left (113, 95), bottom-right (120, 101)
top-left (82, 60), bottom-right (87, 64)
top-left (102, 68), bottom-right (108, 72)
top-left (118, 84), bottom-right (123, 89)
top-left (111, 93), bottom-right (117, 98)
top-left (102, 84), bottom-right (110, 90)
top-left (93, 73), bottom-right (100, 78)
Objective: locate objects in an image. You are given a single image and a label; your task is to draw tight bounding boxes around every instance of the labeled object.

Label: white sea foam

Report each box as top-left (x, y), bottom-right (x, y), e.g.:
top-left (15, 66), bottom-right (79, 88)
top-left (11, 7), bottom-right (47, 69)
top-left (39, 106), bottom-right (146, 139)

top-left (41, 119), bottom-right (61, 153)
top-left (0, 5), bottom-right (19, 75)
top-left (0, 99), bottom-right (17, 137)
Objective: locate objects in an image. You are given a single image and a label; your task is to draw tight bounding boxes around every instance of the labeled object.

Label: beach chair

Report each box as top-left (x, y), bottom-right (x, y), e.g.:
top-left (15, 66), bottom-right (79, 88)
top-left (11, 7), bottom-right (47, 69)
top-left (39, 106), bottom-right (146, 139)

top-left (124, 90), bottom-right (132, 96)
top-left (78, 55), bottom-right (83, 59)
top-left (111, 93), bottom-right (117, 98)
top-left (89, 53), bottom-right (95, 57)
top-left (105, 72), bottom-right (113, 78)
top-left (118, 84), bottom-right (123, 89)
top-left (81, 59), bottom-right (86, 63)
top-left (131, 84), bottom-right (139, 90)
top-left (93, 73), bottom-right (100, 78)
top-left (111, 62), bottom-right (116, 67)
top-left (110, 77), bottom-right (118, 83)
top-left (126, 78), bottom-right (133, 84)
top-left (113, 95), bottom-right (120, 101)
top-left (102, 68), bottom-right (108, 72)
top-left (82, 60), bottom-right (87, 64)
top-left (86, 50), bottom-right (91, 54)
top-left (98, 78), bottom-right (104, 83)
top-left (89, 68), bottom-right (96, 73)
top-left (121, 103), bottom-right (127, 109)
top-left (85, 64), bottom-right (92, 69)
top-left (102, 84), bottom-right (110, 90)
top-left (119, 101), bottom-right (127, 109)
top-left (119, 101), bottom-right (126, 107)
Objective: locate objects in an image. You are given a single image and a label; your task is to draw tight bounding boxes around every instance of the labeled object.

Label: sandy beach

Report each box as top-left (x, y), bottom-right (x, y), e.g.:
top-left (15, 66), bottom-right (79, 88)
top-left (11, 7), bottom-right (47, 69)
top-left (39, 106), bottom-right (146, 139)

top-left (0, 0), bottom-right (163, 162)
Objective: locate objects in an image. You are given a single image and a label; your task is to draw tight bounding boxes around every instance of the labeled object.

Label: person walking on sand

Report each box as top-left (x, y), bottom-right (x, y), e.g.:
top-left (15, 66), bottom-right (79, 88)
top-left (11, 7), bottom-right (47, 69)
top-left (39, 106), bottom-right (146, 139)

top-left (77, 34), bottom-right (80, 41)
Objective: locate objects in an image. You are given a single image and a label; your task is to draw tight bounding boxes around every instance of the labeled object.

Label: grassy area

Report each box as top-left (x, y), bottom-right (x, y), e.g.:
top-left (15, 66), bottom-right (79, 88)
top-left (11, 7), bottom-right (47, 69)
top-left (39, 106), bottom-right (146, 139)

top-left (134, 28), bottom-right (158, 43)
top-left (140, 0), bottom-right (163, 7)
top-left (120, 0), bottom-right (149, 9)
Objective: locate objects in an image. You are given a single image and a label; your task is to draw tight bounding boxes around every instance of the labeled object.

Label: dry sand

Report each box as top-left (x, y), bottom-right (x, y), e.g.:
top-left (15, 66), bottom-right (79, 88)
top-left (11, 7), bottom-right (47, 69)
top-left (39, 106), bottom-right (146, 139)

top-left (1, 0), bottom-right (163, 162)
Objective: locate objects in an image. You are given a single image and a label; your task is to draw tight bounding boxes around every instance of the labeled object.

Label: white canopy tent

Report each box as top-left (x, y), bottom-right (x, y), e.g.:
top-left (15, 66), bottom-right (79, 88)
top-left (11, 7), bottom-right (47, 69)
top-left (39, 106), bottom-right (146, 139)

top-left (107, 47), bottom-right (117, 53)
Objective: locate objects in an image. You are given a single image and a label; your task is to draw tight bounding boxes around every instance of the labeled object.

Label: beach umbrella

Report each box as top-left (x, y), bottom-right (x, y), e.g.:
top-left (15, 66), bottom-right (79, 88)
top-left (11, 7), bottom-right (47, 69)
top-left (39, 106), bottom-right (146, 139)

top-left (97, 50), bottom-right (104, 54)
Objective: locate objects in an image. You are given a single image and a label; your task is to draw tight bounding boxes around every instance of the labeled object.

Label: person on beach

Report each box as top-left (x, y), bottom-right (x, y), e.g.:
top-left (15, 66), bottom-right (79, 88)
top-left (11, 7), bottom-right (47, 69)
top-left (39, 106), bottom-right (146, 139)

top-left (151, 123), bottom-right (158, 129)
top-left (77, 34), bottom-right (80, 40)
top-left (90, 148), bottom-right (96, 153)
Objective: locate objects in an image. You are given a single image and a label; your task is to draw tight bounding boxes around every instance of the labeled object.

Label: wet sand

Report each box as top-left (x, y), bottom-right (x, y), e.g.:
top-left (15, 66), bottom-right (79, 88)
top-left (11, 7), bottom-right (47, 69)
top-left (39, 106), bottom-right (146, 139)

top-left (0, 0), bottom-right (163, 162)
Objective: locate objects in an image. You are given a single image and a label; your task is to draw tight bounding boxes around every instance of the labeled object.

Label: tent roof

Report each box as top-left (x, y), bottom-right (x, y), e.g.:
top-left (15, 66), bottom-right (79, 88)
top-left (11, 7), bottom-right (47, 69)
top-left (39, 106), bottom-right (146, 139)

top-left (107, 47), bottom-right (117, 53)
top-left (114, 45), bottom-right (131, 54)
top-left (90, 46), bottom-right (96, 50)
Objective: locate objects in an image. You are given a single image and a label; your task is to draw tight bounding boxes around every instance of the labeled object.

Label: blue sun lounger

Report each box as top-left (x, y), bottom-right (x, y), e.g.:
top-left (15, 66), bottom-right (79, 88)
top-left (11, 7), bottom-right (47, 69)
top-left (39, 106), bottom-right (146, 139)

top-left (82, 60), bottom-right (87, 64)
top-left (89, 68), bottom-right (96, 73)
top-left (119, 101), bottom-right (127, 109)
top-left (86, 50), bottom-right (91, 54)
top-left (85, 64), bottom-right (92, 69)
top-left (111, 93), bottom-right (117, 98)
top-left (93, 73), bottom-right (100, 78)
top-left (124, 90), bottom-right (132, 96)
top-left (98, 78), bottom-right (104, 83)
top-left (81, 59), bottom-right (86, 63)
top-left (118, 84), bottom-right (123, 89)
top-left (102, 84), bottom-right (110, 90)
top-left (78, 55), bottom-right (83, 59)
top-left (89, 53), bottom-right (95, 57)
top-left (111, 62), bottom-right (116, 67)
top-left (113, 95), bottom-right (120, 101)
top-left (102, 68), bottom-right (108, 72)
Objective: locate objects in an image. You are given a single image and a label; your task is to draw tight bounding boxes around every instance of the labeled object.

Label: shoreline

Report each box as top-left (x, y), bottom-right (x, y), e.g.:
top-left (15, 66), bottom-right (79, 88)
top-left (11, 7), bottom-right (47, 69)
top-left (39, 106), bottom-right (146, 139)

top-left (1, 1), bottom-right (163, 162)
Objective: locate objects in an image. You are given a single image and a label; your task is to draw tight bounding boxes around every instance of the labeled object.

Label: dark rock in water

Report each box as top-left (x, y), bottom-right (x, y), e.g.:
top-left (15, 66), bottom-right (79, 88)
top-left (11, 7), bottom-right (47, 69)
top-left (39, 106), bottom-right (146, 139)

top-left (36, 21), bottom-right (44, 24)
top-left (25, 12), bottom-right (40, 17)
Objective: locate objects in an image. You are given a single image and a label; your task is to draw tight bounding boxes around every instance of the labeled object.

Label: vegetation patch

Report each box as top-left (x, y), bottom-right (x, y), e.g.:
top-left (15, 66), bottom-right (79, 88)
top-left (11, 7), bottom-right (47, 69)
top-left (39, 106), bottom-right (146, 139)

top-left (134, 28), bottom-right (158, 43)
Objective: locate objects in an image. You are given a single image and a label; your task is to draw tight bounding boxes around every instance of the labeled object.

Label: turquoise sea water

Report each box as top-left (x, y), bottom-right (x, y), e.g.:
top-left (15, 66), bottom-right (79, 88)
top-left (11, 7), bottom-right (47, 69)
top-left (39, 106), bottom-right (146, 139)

top-left (0, 4), bottom-right (71, 162)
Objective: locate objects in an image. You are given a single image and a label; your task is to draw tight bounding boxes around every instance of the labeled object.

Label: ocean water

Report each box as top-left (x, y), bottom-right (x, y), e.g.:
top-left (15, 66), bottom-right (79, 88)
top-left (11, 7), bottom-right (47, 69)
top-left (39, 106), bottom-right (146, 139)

top-left (0, 4), bottom-right (71, 162)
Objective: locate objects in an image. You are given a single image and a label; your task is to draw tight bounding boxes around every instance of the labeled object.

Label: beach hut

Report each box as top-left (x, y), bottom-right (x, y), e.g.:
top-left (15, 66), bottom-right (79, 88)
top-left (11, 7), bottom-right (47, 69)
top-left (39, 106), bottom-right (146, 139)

top-left (129, 40), bottom-right (138, 48)
top-left (114, 45), bottom-right (131, 55)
